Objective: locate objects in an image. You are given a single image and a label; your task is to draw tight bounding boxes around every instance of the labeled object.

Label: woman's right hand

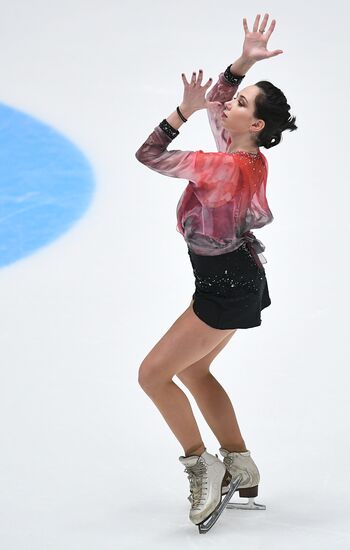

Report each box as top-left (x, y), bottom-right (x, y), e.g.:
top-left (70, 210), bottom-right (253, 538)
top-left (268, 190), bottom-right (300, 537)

top-left (241, 13), bottom-right (284, 62)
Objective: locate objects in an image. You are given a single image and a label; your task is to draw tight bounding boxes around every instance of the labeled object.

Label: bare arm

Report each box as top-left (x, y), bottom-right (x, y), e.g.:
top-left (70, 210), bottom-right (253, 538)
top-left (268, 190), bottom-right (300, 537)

top-left (230, 55), bottom-right (256, 77)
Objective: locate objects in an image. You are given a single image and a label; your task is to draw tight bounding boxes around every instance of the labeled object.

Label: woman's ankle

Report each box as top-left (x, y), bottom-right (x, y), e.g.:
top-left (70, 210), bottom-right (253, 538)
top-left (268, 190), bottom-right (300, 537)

top-left (184, 442), bottom-right (206, 457)
top-left (221, 441), bottom-right (247, 453)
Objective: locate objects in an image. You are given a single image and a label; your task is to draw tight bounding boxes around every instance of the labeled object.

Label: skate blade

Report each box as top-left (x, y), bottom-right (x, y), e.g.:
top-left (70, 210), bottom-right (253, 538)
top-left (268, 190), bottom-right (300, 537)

top-left (226, 497), bottom-right (266, 510)
top-left (197, 474), bottom-right (242, 534)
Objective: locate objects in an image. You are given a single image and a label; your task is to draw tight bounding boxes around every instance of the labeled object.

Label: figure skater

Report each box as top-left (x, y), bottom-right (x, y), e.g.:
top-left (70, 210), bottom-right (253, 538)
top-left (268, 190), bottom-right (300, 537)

top-left (135, 12), bottom-right (297, 533)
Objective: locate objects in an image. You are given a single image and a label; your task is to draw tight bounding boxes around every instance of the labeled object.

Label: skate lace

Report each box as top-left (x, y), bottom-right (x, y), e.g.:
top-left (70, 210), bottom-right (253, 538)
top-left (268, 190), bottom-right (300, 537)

top-left (183, 459), bottom-right (208, 509)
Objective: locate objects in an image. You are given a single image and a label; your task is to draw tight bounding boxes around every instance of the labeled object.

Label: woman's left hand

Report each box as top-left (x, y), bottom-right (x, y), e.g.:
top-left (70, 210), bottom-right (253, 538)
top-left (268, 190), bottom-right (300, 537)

top-left (181, 70), bottom-right (221, 113)
top-left (242, 13), bottom-right (284, 61)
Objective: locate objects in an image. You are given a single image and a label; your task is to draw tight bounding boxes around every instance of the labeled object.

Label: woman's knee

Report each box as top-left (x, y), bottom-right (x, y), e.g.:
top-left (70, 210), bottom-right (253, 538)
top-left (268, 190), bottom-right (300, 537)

top-left (176, 362), bottom-right (212, 386)
top-left (138, 359), bottom-right (165, 391)
top-left (176, 329), bottom-right (235, 386)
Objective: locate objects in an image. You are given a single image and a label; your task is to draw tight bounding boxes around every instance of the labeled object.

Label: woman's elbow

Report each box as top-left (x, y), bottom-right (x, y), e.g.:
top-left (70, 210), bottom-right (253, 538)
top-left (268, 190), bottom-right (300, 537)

top-left (135, 150), bottom-right (144, 163)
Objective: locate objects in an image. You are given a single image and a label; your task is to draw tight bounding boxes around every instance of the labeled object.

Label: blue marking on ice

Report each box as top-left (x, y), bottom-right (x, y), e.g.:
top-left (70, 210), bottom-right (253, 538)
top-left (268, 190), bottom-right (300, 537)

top-left (0, 103), bottom-right (95, 268)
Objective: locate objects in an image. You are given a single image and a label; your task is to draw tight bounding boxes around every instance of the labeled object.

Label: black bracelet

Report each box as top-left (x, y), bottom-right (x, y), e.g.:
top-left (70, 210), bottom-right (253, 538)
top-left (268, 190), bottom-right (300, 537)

top-left (223, 64), bottom-right (246, 86)
top-left (176, 106), bottom-right (187, 122)
top-left (159, 118), bottom-right (179, 140)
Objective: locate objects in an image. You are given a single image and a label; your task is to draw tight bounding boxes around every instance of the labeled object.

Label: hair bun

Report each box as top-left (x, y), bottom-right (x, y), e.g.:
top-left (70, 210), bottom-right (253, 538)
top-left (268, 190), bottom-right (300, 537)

top-left (253, 80), bottom-right (298, 150)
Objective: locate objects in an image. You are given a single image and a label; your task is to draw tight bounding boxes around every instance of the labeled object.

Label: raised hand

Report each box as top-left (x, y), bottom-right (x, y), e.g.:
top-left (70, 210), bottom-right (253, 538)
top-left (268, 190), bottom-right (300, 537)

top-left (181, 70), bottom-right (221, 113)
top-left (242, 13), bottom-right (284, 61)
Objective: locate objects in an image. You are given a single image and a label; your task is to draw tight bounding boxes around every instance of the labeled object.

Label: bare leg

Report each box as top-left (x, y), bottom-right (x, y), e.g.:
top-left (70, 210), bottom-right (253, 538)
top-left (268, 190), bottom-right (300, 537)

top-left (143, 381), bottom-right (206, 457)
top-left (178, 371), bottom-right (247, 453)
top-left (138, 300), bottom-right (236, 457)
top-left (177, 299), bottom-right (247, 453)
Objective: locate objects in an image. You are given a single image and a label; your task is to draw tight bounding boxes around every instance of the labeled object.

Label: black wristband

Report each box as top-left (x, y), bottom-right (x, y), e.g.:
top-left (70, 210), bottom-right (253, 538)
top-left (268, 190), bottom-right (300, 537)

top-left (159, 119), bottom-right (179, 140)
top-left (176, 106), bottom-right (187, 122)
top-left (223, 64), bottom-right (246, 86)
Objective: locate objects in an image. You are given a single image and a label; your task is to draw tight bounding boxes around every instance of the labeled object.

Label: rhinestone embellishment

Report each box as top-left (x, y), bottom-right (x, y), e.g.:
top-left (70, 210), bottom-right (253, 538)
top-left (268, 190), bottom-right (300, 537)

top-left (159, 118), bottom-right (179, 139)
top-left (191, 244), bottom-right (265, 296)
top-left (223, 65), bottom-right (246, 86)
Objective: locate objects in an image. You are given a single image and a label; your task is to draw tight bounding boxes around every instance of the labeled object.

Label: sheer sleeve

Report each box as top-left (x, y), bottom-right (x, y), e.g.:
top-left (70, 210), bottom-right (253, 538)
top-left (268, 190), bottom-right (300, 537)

top-left (135, 125), bottom-right (242, 207)
top-left (135, 126), bottom-right (197, 181)
top-left (205, 70), bottom-right (244, 152)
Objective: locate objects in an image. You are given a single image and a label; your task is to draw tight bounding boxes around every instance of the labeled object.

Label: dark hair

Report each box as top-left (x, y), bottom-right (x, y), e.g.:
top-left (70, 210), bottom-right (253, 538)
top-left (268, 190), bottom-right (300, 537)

top-left (252, 81), bottom-right (298, 149)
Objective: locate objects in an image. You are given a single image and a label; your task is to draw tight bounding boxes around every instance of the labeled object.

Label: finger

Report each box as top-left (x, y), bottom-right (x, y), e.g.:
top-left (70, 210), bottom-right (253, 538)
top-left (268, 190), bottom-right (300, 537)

top-left (197, 69), bottom-right (203, 85)
top-left (181, 72), bottom-right (189, 86)
top-left (191, 71), bottom-right (196, 85)
top-left (243, 17), bottom-right (249, 33)
top-left (252, 13), bottom-right (261, 33)
top-left (264, 18), bottom-right (276, 41)
top-left (260, 13), bottom-right (269, 32)
top-left (205, 77), bottom-right (213, 88)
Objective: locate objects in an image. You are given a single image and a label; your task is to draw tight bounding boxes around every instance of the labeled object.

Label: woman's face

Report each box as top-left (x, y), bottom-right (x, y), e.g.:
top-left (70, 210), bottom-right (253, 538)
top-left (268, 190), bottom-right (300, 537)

top-left (221, 85), bottom-right (264, 135)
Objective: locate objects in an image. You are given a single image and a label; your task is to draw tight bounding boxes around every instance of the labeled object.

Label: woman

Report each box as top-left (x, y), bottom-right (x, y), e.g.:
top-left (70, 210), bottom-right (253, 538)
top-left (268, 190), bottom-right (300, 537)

top-left (135, 13), bottom-right (297, 533)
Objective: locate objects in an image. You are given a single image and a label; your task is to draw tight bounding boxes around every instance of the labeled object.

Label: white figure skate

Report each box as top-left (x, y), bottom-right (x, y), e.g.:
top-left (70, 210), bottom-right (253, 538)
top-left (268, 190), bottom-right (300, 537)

top-left (179, 449), bottom-right (242, 534)
top-left (219, 448), bottom-right (266, 510)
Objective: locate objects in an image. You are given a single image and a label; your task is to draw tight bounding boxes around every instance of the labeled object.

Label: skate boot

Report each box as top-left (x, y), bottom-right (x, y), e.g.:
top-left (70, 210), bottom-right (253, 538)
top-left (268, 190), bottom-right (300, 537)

top-left (219, 448), bottom-right (266, 510)
top-left (179, 449), bottom-right (242, 534)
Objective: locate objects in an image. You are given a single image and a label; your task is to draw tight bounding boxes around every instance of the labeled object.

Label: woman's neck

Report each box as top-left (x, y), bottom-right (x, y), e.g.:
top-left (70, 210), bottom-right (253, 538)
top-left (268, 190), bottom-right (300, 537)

top-left (227, 136), bottom-right (259, 155)
top-left (228, 146), bottom-right (259, 155)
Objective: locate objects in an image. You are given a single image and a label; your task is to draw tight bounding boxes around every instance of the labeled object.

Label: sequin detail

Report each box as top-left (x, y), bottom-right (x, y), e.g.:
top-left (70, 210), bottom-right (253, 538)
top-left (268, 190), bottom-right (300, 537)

top-left (231, 150), bottom-right (260, 158)
top-left (191, 243), bottom-right (265, 296)
top-left (223, 65), bottom-right (246, 86)
top-left (193, 268), bottom-right (264, 295)
top-left (159, 118), bottom-right (179, 140)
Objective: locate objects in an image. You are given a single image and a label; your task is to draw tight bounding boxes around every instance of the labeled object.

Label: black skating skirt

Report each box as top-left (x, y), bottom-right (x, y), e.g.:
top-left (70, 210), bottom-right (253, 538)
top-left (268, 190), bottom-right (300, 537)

top-left (187, 241), bottom-right (271, 330)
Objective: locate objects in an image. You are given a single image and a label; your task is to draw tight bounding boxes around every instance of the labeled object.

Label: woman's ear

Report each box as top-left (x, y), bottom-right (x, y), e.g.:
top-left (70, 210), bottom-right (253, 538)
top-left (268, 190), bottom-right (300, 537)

top-left (253, 119), bottom-right (265, 132)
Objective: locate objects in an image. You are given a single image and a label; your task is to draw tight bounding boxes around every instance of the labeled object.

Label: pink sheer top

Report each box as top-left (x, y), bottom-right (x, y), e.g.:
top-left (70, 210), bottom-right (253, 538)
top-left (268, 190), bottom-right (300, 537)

top-left (135, 71), bottom-right (274, 260)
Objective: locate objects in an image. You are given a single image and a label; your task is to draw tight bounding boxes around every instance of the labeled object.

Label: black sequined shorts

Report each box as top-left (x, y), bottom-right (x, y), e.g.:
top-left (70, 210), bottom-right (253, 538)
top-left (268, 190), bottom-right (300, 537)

top-left (187, 242), bottom-right (271, 330)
